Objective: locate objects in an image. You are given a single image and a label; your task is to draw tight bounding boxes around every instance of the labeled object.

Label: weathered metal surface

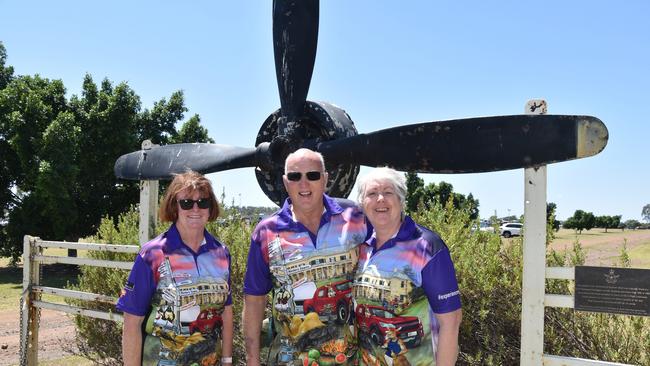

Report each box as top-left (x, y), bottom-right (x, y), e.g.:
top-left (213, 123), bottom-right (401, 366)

top-left (316, 114), bottom-right (608, 174)
top-left (255, 101), bottom-right (359, 205)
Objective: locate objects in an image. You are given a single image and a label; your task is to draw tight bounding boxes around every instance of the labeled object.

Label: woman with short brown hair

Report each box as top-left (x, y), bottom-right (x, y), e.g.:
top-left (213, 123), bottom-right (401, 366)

top-left (117, 170), bottom-right (233, 366)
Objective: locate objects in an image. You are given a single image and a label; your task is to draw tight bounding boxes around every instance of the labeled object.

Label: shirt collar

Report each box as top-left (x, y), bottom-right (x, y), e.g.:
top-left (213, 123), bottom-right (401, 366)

top-left (366, 215), bottom-right (419, 251)
top-left (164, 223), bottom-right (221, 252)
top-left (276, 193), bottom-right (341, 230)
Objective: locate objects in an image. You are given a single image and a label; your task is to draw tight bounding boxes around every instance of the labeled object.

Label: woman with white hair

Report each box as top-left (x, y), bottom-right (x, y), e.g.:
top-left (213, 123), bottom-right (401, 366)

top-left (353, 167), bottom-right (462, 366)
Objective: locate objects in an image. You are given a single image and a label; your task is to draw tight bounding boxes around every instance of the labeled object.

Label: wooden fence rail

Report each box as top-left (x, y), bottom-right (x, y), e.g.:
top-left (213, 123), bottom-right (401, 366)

top-left (19, 235), bottom-right (138, 365)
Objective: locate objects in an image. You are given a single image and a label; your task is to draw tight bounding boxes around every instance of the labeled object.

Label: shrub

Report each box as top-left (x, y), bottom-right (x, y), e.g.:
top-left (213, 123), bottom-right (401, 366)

top-left (66, 207), bottom-right (141, 365)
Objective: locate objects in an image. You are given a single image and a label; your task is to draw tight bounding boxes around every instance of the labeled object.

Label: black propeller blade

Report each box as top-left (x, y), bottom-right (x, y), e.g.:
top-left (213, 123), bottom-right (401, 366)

top-left (114, 143), bottom-right (258, 180)
top-left (272, 0), bottom-right (319, 135)
top-left (315, 114), bottom-right (608, 173)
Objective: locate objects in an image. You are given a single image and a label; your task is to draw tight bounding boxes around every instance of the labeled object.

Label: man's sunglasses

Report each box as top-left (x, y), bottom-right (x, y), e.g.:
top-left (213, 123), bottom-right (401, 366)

top-left (286, 171), bottom-right (322, 182)
top-left (177, 198), bottom-right (211, 210)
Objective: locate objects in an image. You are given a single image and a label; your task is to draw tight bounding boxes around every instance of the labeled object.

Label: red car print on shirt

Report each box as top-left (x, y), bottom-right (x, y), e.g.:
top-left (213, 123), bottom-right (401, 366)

top-left (302, 279), bottom-right (353, 324)
top-left (188, 308), bottom-right (223, 336)
top-left (355, 304), bottom-right (423, 348)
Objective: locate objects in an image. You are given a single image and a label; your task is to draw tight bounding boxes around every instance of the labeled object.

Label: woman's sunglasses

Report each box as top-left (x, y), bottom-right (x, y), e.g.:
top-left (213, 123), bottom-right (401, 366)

top-left (286, 171), bottom-right (322, 182)
top-left (177, 198), bottom-right (211, 210)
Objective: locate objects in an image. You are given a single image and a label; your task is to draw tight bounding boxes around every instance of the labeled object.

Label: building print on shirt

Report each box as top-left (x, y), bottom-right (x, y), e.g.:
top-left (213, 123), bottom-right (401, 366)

top-left (143, 255), bottom-right (230, 364)
top-left (267, 234), bottom-right (361, 365)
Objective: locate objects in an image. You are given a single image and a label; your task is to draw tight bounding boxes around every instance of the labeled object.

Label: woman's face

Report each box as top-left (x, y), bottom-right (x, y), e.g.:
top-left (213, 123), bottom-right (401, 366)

top-left (362, 179), bottom-right (402, 231)
top-left (175, 188), bottom-right (210, 232)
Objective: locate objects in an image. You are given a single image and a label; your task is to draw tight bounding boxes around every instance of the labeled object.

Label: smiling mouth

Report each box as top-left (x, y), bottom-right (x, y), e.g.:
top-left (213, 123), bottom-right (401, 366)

top-left (298, 191), bottom-right (312, 197)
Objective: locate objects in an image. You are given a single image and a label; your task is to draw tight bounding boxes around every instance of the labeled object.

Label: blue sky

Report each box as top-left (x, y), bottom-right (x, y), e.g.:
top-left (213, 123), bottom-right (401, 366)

top-left (1, 1), bottom-right (648, 221)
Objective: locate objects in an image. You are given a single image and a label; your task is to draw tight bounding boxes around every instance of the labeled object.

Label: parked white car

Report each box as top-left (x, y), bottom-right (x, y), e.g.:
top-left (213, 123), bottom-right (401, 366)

top-left (500, 222), bottom-right (523, 238)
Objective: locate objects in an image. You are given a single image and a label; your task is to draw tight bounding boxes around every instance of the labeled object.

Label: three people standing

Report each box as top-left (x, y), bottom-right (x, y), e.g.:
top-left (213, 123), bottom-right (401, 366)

top-left (118, 149), bottom-right (461, 365)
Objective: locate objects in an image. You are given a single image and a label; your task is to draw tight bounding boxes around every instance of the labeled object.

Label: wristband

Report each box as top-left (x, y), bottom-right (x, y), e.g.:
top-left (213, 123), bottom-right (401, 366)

top-left (221, 356), bottom-right (233, 364)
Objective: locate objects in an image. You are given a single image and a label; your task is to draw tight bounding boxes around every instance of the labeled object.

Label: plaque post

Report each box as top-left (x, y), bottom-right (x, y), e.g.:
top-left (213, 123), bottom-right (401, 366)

top-left (520, 99), bottom-right (548, 366)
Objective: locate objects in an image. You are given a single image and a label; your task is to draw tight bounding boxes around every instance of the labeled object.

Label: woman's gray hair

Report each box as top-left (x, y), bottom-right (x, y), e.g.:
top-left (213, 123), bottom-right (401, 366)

top-left (356, 167), bottom-right (407, 211)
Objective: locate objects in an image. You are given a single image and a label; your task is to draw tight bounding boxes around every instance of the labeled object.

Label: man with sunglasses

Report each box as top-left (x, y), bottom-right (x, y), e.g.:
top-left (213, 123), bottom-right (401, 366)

top-left (243, 148), bottom-right (368, 365)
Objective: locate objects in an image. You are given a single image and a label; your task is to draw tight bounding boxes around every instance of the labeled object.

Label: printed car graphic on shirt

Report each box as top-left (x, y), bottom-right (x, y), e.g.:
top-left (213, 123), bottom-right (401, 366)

top-left (302, 279), bottom-right (353, 324)
top-left (188, 308), bottom-right (223, 336)
top-left (355, 304), bottom-right (423, 348)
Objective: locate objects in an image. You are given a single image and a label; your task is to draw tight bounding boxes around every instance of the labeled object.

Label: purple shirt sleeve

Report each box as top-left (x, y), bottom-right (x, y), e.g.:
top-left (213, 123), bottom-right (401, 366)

top-left (116, 254), bottom-right (156, 316)
top-left (421, 247), bottom-right (461, 314)
top-left (243, 238), bottom-right (272, 295)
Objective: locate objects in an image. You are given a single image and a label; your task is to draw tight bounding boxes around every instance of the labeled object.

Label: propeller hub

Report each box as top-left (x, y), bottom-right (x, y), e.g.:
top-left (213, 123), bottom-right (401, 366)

top-left (255, 101), bottom-right (360, 206)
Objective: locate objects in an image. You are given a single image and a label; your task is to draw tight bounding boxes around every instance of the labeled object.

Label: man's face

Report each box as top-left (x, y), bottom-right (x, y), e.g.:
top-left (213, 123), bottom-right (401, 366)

top-left (283, 153), bottom-right (328, 215)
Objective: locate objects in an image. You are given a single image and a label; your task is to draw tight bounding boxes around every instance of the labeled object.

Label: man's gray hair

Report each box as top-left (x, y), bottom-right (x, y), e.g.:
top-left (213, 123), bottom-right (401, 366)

top-left (356, 167), bottom-right (407, 211)
top-left (284, 148), bottom-right (326, 173)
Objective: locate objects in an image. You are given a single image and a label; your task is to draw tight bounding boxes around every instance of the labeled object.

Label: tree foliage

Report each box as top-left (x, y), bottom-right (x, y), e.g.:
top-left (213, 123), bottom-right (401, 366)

top-left (594, 215), bottom-right (622, 233)
top-left (623, 219), bottom-right (641, 230)
top-left (0, 45), bottom-right (213, 261)
top-left (546, 202), bottom-right (560, 232)
top-left (404, 172), bottom-right (479, 219)
top-left (642, 204), bottom-right (650, 223)
top-left (562, 209), bottom-right (596, 234)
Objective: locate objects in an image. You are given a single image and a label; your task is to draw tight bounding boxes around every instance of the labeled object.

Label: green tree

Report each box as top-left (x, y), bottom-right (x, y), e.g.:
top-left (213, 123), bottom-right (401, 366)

top-left (546, 202), bottom-right (560, 231)
top-left (563, 209), bottom-right (596, 234)
top-left (623, 219), bottom-right (641, 230)
top-left (171, 114), bottom-right (215, 144)
top-left (0, 47), bottom-right (213, 261)
top-left (595, 215), bottom-right (621, 233)
top-left (404, 172), bottom-right (479, 219)
top-left (642, 204), bottom-right (650, 223)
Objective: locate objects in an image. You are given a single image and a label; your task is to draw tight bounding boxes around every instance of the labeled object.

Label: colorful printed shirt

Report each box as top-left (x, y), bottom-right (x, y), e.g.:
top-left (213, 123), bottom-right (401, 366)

top-left (116, 224), bottom-right (232, 366)
top-left (244, 195), bottom-right (367, 366)
top-left (353, 216), bottom-right (461, 366)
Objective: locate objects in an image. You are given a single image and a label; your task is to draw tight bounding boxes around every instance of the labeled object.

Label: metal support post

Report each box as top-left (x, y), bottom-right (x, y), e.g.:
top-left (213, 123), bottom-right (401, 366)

top-left (138, 139), bottom-right (159, 246)
top-left (520, 99), bottom-right (548, 365)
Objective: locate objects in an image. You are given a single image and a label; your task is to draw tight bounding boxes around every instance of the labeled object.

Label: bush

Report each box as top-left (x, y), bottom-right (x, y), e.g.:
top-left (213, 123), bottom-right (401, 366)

top-left (66, 207), bottom-right (141, 365)
top-left (412, 201), bottom-right (649, 365)
top-left (411, 201), bottom-right (523, 364)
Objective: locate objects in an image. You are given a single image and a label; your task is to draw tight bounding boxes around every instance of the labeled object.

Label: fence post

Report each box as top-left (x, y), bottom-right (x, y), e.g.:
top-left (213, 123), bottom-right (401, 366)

top-left (520, 99), bottom-right (548, 365)
top-left (20, 235), bottom-right (41, 365)
top-left (138, 139), bottom-right (159, 245)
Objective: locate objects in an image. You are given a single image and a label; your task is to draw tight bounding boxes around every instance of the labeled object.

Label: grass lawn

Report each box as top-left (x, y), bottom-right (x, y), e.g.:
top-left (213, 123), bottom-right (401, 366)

top-left (549, 228), bottom-right (650, 268)
top-left (0, 248), bottom-right (85, 312)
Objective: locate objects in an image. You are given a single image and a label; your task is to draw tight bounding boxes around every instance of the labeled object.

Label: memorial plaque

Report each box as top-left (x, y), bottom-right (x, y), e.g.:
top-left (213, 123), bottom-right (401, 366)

top-left (575, 266), bottom-right (650, 316)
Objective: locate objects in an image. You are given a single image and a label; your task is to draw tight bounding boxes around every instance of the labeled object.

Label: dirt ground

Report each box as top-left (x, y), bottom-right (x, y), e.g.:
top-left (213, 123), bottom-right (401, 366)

top-left (548, 228), bottom-right (650, 267)
top-left (0, 308), bottom-right (78, 366)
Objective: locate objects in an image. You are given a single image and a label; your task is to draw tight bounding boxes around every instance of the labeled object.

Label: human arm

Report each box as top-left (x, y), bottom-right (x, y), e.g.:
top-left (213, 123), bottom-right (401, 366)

top-left (122, 312), bottom-right (145, 366)
top-left (116, 254), bottom-right (156, 366)
top-left (220, 304), bottom-right (233, 365)
top-left (242, 230), bottom-right (272, 366)
top-left (242, 294), bottom-right (267, 366)
top-left (435, 308), bottom-right (462, 365)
